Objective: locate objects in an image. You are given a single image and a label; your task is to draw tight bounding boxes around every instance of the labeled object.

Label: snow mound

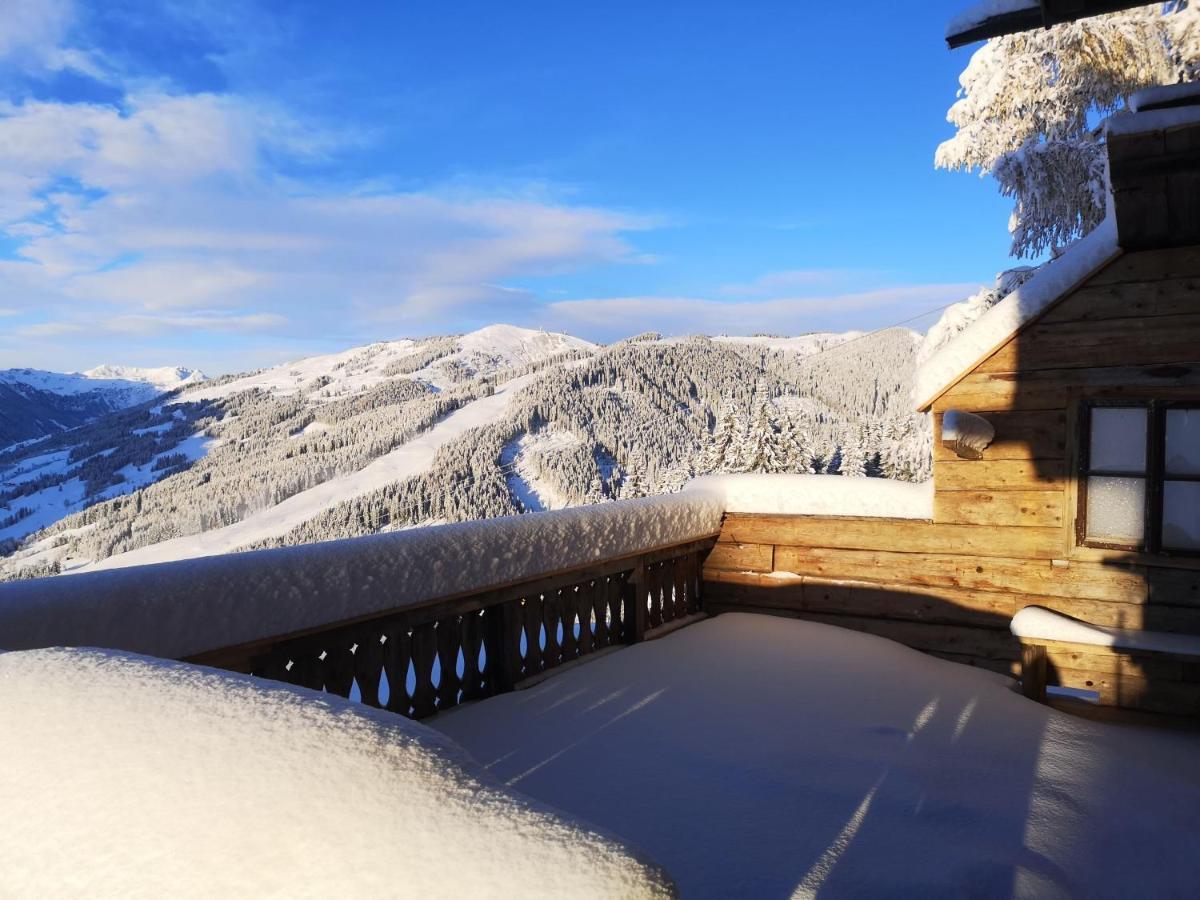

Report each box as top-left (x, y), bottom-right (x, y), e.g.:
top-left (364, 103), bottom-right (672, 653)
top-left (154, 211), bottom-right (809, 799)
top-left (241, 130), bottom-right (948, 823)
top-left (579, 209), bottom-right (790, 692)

top-left (0, 648), bottom-right (674, 898)
top-left (913, 215), bottom-right (1120, 410)
top-left (0, 492), bottom-right (724, 659)
top-left (1129, 81), bottom-right (1200, 114)
top-left (1012, 606), bottom-right (1200, 657)
top-left (685, 474), bottom-right (933, 519)
top-left (946, 0), bottom-right (1038, 40)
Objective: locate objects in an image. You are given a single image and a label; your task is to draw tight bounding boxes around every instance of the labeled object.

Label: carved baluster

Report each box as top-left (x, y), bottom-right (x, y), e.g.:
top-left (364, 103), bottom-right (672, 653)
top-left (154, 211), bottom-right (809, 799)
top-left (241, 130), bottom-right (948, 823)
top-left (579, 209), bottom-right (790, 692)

top-left (672, 555), bottom-right (688, 622)
top-left (409, 621), bottom-right (438, 718)
top-left (435, 616), bottom-right (463, 711)
top-left (592, 578), bottom-right (610, 648)
top-left (381, 625), bottom-right (413, 717)
top-left (559, 587), bottom-right (579, 661)
top-left (460, 609), bottom-right (487, 700)
top-left (646, 562), bottom-right (664, 630)
top-left (576, 580), bottom-right (595, 656)
top-left (523, 594), bottom-right (544, 676)
top-left (289, 642), bottom-right (326, 692)
top-left (483, 601), bottom-right (521, 693)
top-left (353, 628), bottom-right (386, 708)
top-left (321, 636), bottom-right (357, 699)
top-left (541, 590), bottom-right (562, 669)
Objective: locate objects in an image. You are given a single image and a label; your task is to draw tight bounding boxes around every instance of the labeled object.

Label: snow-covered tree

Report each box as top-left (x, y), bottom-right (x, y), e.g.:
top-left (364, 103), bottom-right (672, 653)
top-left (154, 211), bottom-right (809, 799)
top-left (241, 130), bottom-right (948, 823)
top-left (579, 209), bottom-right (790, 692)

top-left (937, 3), bottom-right (1198, 257)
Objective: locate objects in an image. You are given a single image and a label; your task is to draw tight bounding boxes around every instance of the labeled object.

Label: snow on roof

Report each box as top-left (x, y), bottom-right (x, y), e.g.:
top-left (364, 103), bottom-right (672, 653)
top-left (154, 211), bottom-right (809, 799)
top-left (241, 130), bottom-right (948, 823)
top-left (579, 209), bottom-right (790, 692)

top-left (913, 214), bottom-right (1120, 411)
top-left (0, 492), bottom-right (723, 660)
top-left (435, 612), bottom-right (1200, 898)
top-left (1106, 102), bottom-right (1200, 138)
top-left (1129, 81), bottom-right (1200, 113)
top-left (945, 0), bottom-right (1039, 40)
top-left (685, 474), bottom-right (933, 520)
top-left (0, 647), bottom-right (674, 897)
top-left (1012, 606), bottom-right (1200, 657)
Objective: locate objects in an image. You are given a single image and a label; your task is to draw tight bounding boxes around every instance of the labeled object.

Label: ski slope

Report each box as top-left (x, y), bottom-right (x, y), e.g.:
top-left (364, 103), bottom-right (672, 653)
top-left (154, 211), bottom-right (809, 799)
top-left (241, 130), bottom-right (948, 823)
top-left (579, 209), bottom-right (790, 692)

top-left (83, 374), bottom-right (541, 571)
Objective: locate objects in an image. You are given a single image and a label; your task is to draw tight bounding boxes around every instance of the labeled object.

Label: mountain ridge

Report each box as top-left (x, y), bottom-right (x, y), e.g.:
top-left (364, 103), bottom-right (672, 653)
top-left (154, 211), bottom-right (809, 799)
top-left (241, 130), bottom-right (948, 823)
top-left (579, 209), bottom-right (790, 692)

top-left (1, 324), bottom-right (927, 580)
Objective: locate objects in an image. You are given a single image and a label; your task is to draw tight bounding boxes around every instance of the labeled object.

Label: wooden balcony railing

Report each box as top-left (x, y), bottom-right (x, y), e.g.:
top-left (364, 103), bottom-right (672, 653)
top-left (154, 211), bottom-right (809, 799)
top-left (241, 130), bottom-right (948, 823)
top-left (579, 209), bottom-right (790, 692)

top-left (189, 537), bottom-right (713, 720)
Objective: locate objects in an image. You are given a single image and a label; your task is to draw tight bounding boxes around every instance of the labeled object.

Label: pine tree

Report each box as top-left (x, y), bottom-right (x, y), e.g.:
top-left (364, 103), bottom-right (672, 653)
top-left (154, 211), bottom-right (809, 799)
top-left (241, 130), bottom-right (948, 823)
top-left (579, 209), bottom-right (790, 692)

top-left (937, 4), bottom-right (1198, 257)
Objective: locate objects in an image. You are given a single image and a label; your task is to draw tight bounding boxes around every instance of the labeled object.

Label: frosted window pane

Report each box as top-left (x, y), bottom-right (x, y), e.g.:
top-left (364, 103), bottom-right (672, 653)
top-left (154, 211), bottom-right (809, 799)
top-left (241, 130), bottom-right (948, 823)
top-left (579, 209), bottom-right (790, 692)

top-left (1086, 476), bottom-right (1145, 543)
top-left (1165, 410), bottom-right (1200, 476)
top-left (1089, 408), bottom-right (1146, 472)
top-left (1163, 481), bottom-right (1200, 550)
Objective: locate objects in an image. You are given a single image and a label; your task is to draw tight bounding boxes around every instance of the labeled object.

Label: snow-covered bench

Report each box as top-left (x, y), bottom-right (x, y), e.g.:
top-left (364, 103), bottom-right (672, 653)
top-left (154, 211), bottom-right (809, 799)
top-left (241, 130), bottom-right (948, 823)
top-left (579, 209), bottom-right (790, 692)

top-left (1011, 606), bottom-right (1200, 705)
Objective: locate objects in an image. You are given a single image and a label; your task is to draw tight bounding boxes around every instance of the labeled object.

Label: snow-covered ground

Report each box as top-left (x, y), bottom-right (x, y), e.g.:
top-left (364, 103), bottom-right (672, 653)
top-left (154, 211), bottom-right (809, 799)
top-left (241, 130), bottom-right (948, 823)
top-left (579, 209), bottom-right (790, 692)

top-left (0, 433), bottom-right (217, 548)
top-left (0, 647), bottom-right (673, 898)
top-left (81, 373), bottom-right (542, 571)
top-left (711, 332), bottom-right (866, 355)
top-left (0, 364), bottom-right (203, 406)
top-left (183, 324), bottom-right (594, 403)
top-left (500, 429), bottom-right (588, 512)
top-left (436, 612), bottom-right (1200, 899)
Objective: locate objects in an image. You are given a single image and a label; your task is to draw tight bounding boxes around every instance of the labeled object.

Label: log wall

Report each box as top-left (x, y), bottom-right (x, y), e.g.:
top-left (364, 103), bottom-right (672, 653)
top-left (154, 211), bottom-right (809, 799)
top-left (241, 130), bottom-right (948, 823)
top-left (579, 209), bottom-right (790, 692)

top-left (704, 245), bottom-right (1200, 717)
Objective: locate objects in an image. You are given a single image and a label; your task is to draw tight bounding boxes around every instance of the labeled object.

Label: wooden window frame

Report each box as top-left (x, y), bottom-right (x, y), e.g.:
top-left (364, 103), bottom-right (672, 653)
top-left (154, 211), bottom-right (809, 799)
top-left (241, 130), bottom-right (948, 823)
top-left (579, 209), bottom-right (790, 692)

top-left (1076, 399), bottom-right (1200, 556)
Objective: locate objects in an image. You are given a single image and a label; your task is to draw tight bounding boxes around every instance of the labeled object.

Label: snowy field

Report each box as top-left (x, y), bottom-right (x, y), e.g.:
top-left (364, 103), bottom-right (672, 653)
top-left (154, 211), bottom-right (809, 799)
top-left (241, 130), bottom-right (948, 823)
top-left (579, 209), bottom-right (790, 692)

top-left (0, 648), bottom-right (673, 898)
top-left (80, 373), bottom-right (541, 571)
top-left (435, 613), bottom-right (1200, 899)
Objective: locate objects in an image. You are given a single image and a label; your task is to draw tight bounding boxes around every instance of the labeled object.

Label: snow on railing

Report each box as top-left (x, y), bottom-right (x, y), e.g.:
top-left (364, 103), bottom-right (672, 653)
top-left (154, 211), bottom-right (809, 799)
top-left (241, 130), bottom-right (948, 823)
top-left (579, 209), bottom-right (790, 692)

top-left (685, 474), bottom-right (933, 520)
top-left (0, 492), bottom-right (722, 664)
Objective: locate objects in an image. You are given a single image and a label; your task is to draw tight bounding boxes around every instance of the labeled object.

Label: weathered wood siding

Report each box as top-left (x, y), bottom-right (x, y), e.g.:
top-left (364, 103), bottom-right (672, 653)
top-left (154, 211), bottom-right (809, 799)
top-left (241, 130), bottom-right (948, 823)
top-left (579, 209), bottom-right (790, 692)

top-left (704, 245), bottom-right (1200, 716)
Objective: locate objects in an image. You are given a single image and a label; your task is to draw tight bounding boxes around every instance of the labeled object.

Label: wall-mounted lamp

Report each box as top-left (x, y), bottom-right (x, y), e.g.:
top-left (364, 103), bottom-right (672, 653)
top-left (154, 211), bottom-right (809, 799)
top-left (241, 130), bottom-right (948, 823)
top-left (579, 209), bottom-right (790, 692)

top-left (941, 409), bottom-right (995, 460)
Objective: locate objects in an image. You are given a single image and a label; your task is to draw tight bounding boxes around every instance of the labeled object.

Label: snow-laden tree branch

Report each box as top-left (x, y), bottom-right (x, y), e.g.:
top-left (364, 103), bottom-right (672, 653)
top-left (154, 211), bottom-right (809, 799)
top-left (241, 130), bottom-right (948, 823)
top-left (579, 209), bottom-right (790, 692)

top-left (937, 2), bottom-right (1198, 257)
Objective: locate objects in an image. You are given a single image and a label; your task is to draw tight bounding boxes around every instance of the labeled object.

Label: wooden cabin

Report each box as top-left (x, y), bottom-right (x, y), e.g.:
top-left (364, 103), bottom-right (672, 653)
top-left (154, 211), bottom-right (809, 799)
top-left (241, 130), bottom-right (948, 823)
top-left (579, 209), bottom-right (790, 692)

top-left (703, 87), bottom-right (1200, 720)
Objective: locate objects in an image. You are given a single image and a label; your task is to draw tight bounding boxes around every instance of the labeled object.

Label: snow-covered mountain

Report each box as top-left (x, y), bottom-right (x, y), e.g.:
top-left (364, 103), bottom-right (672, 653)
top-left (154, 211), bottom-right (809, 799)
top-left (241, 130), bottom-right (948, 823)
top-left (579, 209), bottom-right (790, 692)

top-left (0, 365), bottom-right (206, 448)
top-left (0, 324), bottom-right (928, 580)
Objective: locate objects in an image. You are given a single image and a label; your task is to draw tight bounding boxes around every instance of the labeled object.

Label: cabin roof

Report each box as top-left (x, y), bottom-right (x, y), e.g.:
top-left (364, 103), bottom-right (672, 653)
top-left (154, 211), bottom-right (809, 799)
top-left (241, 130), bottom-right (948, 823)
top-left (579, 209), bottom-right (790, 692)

top-left (946, 0), bottom-right (1154, 48)
top-left (912, 216), bottom-right (1121, 412)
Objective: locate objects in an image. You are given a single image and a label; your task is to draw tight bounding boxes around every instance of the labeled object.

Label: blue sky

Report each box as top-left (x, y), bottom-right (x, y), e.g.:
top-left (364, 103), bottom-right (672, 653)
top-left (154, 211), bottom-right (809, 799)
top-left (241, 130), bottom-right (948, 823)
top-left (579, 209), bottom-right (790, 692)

top-left (0, 0), bottom-right (1015, 375)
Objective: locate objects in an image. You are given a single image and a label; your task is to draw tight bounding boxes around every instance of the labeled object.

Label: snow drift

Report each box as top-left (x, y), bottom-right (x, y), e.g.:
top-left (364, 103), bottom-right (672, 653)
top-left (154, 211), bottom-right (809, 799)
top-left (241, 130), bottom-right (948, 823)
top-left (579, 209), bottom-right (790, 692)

top-left (685, 473), bottom-right (933, 519)
top-left (0, 492), bottom-right (723, 660)
top-left (0, 648), bottom-right (674, 899)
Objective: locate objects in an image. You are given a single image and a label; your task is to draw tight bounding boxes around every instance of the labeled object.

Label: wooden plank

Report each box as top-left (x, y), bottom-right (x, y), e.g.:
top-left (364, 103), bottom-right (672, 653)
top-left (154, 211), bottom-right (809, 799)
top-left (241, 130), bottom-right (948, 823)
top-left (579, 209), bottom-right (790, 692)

top-left (720, 514), bottom-right (1066, 559)
top-left (1051, 667), bottom-right (1200, 715)
top-left (1040, 277), bottom-right (1200, 324)
top-left (774, 609), bottom-right (1020, 660)
top-left (933, 410), bottom-right (1066, 462)
top-left (702, 570), bottom-right (1200, 632)
top-left (935, 362), bottom-right (1200, 413)
top-left (767, 545), bottom-right (1148, 603)
top-left (1088, 245), bottom-right (1200, 286)
top-left (1041, 643), bottom-right (1184, 680)
top-left (934, 489), bottom-right (1063, 527)
top-left (704, 541), bottom-right (773, 572)
top-left (977, 314), bottom-right (1200, 374)
top-left (935, 459), bottom-right (1065, 492)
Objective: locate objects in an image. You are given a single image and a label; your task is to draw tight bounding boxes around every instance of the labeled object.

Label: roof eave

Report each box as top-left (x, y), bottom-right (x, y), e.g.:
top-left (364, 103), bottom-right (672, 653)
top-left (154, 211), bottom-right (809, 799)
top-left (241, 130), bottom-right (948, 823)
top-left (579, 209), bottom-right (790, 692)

top-left (946, 0), bottom-right (1155, 49)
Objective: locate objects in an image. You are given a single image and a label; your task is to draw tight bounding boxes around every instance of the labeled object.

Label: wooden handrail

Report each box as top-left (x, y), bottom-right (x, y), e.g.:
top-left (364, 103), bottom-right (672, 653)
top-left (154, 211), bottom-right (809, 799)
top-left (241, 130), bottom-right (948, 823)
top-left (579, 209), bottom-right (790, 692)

top-left (195, 536), bottom-right (716, 721)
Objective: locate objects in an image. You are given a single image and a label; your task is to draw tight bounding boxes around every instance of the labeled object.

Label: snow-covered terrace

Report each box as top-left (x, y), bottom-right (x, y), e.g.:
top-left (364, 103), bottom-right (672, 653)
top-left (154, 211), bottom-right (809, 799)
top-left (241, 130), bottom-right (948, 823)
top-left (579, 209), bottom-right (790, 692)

top-left (3, 482), bottom-right (1200, 895)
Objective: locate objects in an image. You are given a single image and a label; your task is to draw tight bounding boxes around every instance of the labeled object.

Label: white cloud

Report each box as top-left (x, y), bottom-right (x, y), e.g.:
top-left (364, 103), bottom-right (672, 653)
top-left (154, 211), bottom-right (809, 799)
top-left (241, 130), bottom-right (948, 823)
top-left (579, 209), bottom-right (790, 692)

top-left (542, 283), bottom-right (981, 341)
top-left (0, 89), bottom-right (648, 353)
top-left (717, 269), bottom-right (849, 297)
